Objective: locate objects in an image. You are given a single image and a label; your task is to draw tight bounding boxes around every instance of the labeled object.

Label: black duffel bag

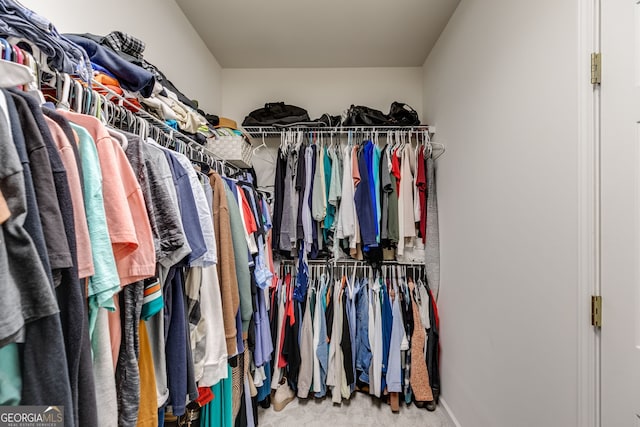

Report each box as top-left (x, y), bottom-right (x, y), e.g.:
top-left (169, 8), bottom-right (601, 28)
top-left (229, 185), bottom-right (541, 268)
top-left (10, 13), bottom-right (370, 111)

top-left (388, 101), bottom-right (420, 126)
top-left (342, 105), bottom-right (391, 126)
top-left (242, 102), bottom-right (310, 126)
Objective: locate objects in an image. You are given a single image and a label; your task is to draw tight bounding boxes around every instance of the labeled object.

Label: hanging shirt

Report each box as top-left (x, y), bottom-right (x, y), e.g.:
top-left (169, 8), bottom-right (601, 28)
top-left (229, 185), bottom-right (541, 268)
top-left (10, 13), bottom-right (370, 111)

top-left (209, 172), bottom-right (240, 356)
top-left (369, 275), bottom-right (382, 398)
top-left (425, 157), bottom-right (441, 299)
top-left (302, 145), bottom-right (314, 252)
top-left (387, 146), bottom-right (400, 246)
top-left (295, 145), bottom-right (307, 242)
top-left (416, 145), bottom-right (428, 242)
top-left (253, 278), bottom-right (274, 368)
top-left (187, 265), bottom-right (229, 388)
top-left (36, 102), bottom-right (99, 427)
top-left (164, 267), bottom-right (190, 416)
top-left (279, 151), bottom-right (294, 252)
top-left (341, 284), bottom-right (355, 391)
top-left (142, 141), bottom-right (190, 267)
top-left (201, 172), bottom-right (218, 263)
top-left (223, 180), bottom-right (253, 336)
top-left (236, 185), bottom-right (259, 255)
top-left (173, 151), bottom-right (217, 267)
top-left (136, 321), bottom-right (159, 427)
top-left (401, 144), bottom-right (417, 240)
top-left (373, 144), bottom-right (382, 243)
top-left (44, 115), bottom-right (94, 279)
top-left (312, 280), bottom-right (323, 394)
top-left (271, 148), bottom-right (286, 251)
top-left (64, 110), bottom-right (155, 285)
top-left (380, 278), bottom-right (393, 394)
top-left (311, 144), bottom-right (326, 222)
top-left (288, 149), bottom-right (299, 249)
top-left (70, 124), bottom-right (119, 326)
top-left (59, 111), bottom-right (139, 274)
top-left (315, 275), bottom-right (329, 398)
top-left (253, 196), bottom-right (274, 290)
top-left (386, 278), bottom-right (406, 393)
top-left (355, 143), bottom-right (378, 249)
top-left (354, 277), bottom-right (371, 384)
top-left (396, 148), bottom-right (405, 256)
top-left (351, 146), bottom-right (363, 258)
top-left (328, 146), bottom-right (343, 211)
top-left (160, 148), bottom-right (206, 266)
top-left (336, 145), bottom-right (355, 242)
top-left (9, 92), bottom-right (72, 276)
top-left (380, 145), bottom-right (392, 243)
top-left (296, 288), bottom-right (314, 398)
top-left (0, 97), bottom-right (55, 343)
top-left (327, 279), bottom-right (345, 404)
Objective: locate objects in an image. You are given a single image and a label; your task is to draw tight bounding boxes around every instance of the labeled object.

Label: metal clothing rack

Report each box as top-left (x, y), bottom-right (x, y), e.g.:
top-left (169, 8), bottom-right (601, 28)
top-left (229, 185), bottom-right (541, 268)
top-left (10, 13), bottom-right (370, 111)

top-left (278, 258), bottom-right (427, 267)
top-left (242, 125), bottom-right (436, 138)
top-left (245, 124), bottom-right (445, 161)
top-left (275, 256), bottom-right (425, 413)
top-left (277, 258), bottom-right (428, 279)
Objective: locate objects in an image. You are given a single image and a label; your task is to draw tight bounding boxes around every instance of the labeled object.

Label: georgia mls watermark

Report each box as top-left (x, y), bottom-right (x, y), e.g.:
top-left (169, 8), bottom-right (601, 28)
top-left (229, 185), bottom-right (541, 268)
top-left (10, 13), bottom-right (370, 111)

top-left (0, 406), bottom-right (63, 427)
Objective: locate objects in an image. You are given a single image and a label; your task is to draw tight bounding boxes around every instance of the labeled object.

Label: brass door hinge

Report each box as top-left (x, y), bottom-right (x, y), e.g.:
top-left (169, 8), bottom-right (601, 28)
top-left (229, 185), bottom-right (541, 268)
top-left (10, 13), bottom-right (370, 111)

top-left (591, 53), bottom-right (602, 85)
top-left (591, 295), bottom-right (602, 327)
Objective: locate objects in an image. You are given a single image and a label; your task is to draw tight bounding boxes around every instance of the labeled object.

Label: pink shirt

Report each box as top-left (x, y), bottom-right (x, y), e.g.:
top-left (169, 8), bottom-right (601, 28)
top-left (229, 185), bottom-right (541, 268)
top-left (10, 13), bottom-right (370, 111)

top-left (58, 111), bottom-right (155, 286)
top-left (44, 115), bottom-right (95, 279)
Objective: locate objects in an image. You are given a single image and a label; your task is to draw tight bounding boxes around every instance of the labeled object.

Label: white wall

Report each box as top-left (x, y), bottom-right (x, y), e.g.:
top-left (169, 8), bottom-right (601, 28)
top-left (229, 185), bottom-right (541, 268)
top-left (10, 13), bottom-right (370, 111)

top-left (18, 0), bottom-right (223, 113)
top-left (422, 1), bottom-right (580, 426)
top-left (221, 67), bottom-right (424, 125)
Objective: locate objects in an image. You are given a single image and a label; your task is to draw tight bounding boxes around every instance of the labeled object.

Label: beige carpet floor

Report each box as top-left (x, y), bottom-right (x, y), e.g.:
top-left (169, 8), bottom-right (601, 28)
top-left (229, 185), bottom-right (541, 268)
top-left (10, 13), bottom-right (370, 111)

top-left (257, 392), bottom-right (455, 427)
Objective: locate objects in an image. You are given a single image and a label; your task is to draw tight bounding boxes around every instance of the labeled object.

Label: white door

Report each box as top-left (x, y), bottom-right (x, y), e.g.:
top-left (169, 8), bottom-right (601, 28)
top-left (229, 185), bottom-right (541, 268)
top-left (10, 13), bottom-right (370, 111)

top-left (600, 1), bottom-right (640, 425)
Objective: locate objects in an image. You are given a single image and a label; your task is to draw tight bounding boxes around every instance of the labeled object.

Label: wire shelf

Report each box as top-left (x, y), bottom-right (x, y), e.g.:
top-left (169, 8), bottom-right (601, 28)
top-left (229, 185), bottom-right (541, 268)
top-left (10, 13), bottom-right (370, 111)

top-left (242, 125), bottom-right (436, 139)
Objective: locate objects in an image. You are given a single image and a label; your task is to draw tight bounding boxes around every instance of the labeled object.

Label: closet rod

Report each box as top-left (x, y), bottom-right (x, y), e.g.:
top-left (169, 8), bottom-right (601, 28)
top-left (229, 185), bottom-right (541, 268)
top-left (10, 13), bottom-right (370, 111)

top-left (278, 259), bottom-right (428, 267)
top-left (243, 125), bottom-right (436, 137)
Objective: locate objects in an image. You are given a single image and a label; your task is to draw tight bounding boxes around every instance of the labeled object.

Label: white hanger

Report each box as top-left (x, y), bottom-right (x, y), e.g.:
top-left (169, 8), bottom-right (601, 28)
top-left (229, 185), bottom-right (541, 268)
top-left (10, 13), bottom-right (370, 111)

top-left (73, 80), bottom-right (83, 112)
top-left (252, 132), bottom-right (268, 156)
top-left (58, 73), bottom-right (72, 110)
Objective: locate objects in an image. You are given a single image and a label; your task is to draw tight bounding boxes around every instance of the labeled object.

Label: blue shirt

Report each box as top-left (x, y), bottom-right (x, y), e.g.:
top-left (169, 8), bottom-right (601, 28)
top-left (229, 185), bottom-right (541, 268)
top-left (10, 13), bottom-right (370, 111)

top-left (354, 143), bottom-right (378, 249)
top-left (162, 150), bottom-right (206, 265)
top-left (164, 267), bottom-right (189, 416)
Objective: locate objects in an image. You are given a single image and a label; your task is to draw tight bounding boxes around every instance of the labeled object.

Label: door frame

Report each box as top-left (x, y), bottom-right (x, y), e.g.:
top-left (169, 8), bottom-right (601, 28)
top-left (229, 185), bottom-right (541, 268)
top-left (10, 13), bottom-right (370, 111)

top-left (577, 0), bottom-right (600, 425)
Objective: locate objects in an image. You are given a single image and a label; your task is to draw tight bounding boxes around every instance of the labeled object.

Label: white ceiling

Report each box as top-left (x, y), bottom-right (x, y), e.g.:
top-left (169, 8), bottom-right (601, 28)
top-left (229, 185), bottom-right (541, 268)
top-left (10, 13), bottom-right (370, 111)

top-left (175, 0), bottom-right (460, 68)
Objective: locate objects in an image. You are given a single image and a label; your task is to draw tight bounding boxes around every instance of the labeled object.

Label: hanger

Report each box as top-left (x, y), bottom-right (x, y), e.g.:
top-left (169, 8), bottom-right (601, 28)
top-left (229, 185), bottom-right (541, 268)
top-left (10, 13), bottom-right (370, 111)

top-left (253, 133), bottom-right (268, 157)
top-left (0, 38), bottom-right (11, 61)
top-left (83, 86), bottom-right (92, 114)
top-left (12, 44), bottom-right (23, 65)
top-left (72, 80), bottom-right (84, 112)
top-left (58, 73), bottom-right (72, 110)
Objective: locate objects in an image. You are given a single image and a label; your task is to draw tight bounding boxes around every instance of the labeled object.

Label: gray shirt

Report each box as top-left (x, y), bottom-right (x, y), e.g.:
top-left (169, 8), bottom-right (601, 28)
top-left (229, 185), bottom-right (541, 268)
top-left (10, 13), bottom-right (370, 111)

top-left (279, 150), bottom-right (295, 252)
top-left (0, 100), bottom-right (25, 346)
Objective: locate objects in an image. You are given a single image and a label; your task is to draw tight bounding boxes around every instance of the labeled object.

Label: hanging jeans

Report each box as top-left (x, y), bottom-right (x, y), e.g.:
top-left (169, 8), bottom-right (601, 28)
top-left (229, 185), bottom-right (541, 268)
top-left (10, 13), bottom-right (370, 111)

top-left (354, 278), bottom-right (371, 384)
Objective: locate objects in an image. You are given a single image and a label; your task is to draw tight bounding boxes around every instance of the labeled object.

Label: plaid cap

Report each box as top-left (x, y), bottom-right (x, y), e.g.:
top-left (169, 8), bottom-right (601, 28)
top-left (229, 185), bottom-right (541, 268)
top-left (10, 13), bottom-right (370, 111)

top-left (103, 31), bottom-right (145, 59)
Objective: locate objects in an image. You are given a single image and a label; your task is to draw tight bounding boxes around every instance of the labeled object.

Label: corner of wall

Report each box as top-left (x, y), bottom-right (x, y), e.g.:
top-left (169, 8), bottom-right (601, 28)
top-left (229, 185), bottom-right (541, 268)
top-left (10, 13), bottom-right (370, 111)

top-left (440, 397), bottom-right (463, 427)
top-left (422, 58), bottom-right (429, 126)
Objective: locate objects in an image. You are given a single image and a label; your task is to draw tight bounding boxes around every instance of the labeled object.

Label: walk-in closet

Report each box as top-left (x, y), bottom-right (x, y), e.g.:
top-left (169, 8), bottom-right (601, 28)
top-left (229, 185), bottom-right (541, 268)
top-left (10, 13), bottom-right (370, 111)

top-left (0, 1), bottom-right (637, 426)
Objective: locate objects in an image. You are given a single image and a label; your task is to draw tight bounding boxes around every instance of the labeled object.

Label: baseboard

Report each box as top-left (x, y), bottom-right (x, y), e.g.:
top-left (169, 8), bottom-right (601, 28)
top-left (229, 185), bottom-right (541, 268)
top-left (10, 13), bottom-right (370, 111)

top-left (440, 397), bottom-right (462, 427)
